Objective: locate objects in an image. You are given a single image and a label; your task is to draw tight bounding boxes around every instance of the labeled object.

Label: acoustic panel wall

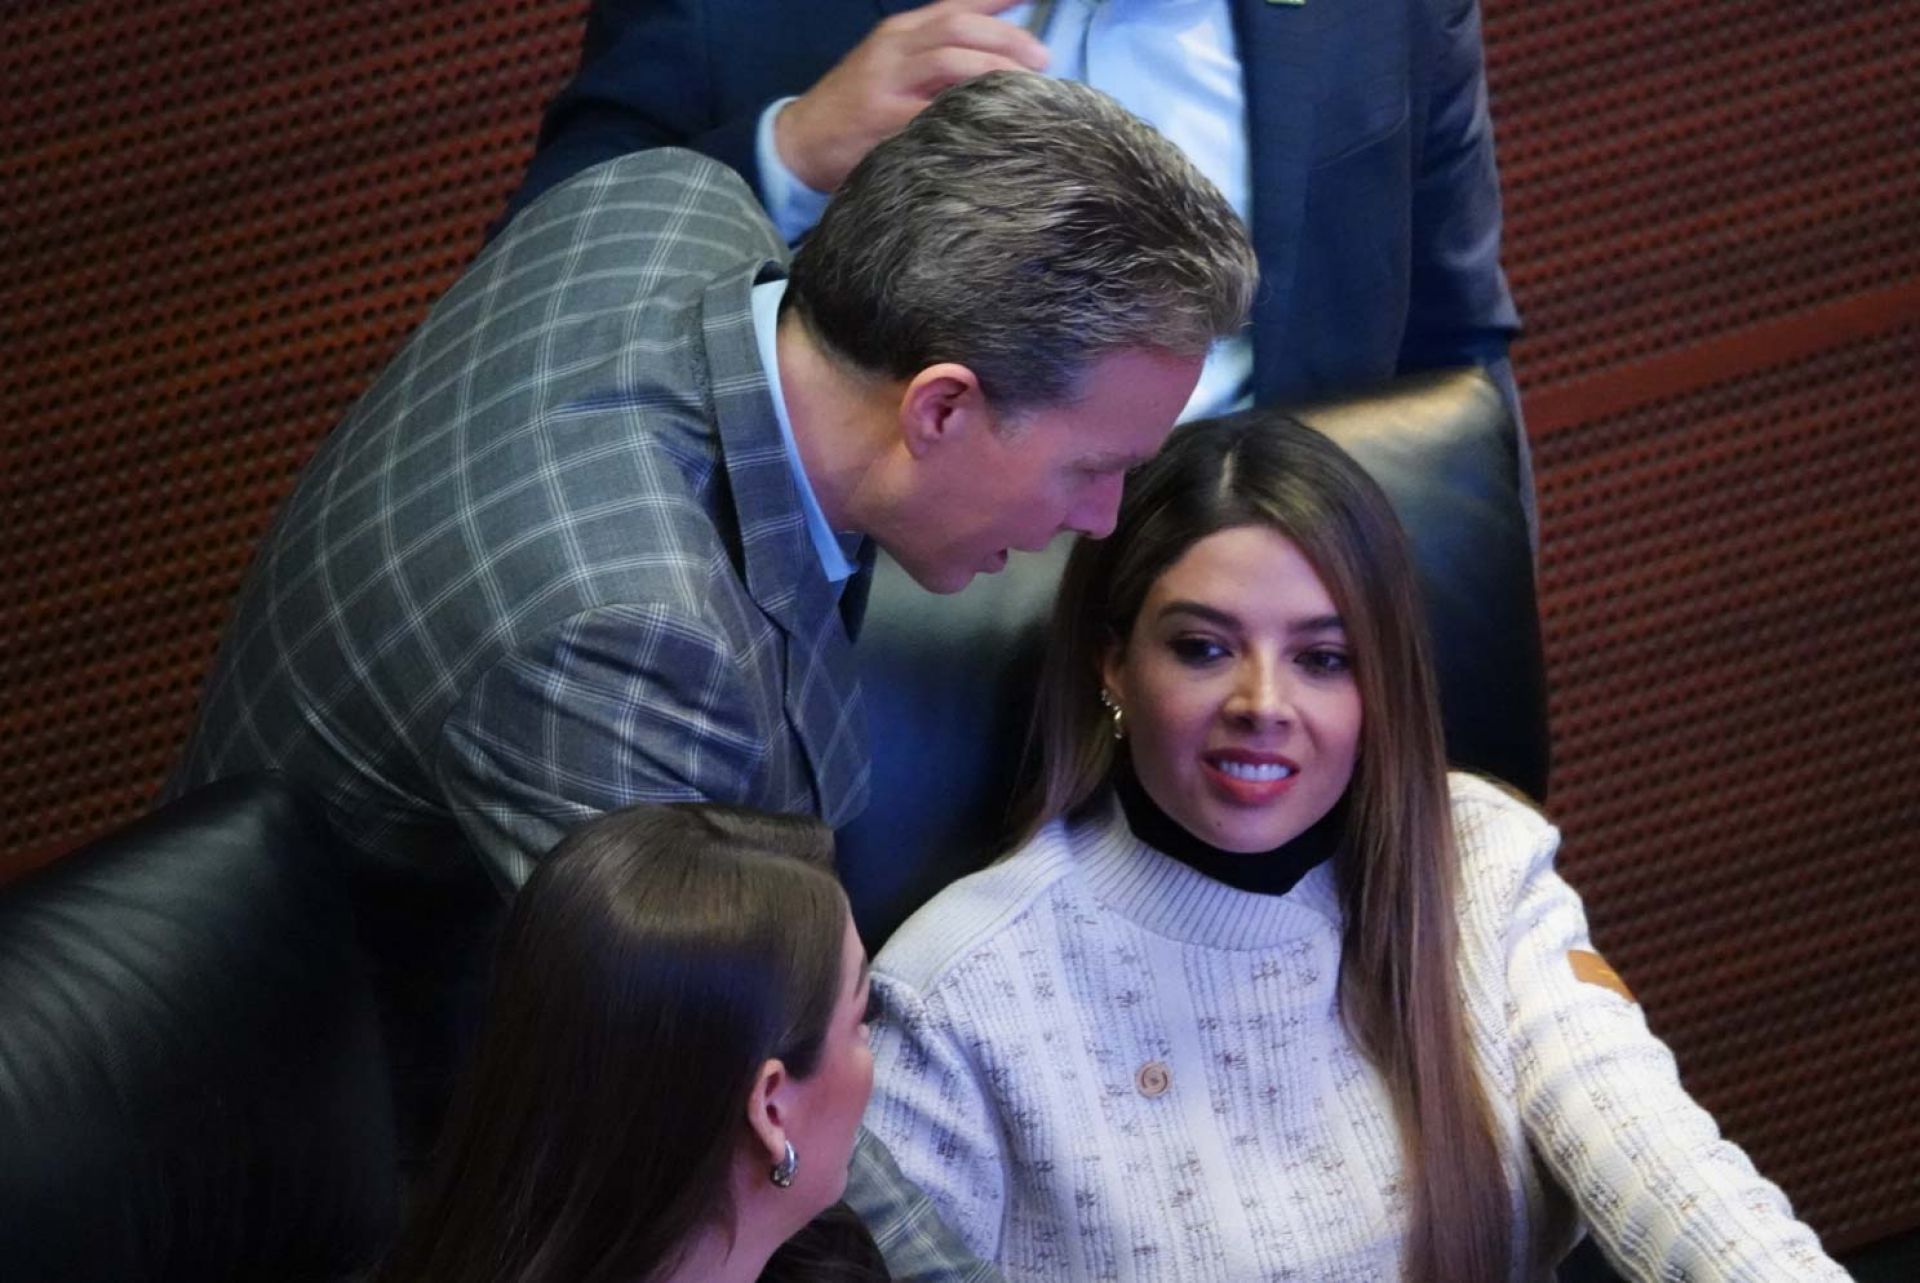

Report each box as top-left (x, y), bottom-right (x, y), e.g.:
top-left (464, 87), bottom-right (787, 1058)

top-left (1485, 0), bottom-right (1920, 1251)
top-left (1486, 0), bottom-right (1919, 392)
top-left (1533, 325), bottom-right (1919, 1248)
top-left (2, 1), bottom-right (587, 872)
top-left (1482, 0), bottom-right (1920, 1252)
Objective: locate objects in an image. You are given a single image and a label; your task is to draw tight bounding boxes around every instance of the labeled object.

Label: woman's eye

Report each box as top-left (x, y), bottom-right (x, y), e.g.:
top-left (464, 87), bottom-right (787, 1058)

top-left (1298, 648), bottom-right (1351, 676)
top-left (1168, 636), bottom-right (1228, 664)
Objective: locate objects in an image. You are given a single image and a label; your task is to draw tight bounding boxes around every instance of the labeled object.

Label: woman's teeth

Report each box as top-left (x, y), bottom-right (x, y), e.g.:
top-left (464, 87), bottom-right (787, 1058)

top-left (1216, 761), bottom-right (1294, 782)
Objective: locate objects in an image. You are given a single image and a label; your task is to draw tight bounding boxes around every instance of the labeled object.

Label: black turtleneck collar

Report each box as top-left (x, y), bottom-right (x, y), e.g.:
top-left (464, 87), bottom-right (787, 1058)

top-left (1112, 757), bottom-right (1346, 898)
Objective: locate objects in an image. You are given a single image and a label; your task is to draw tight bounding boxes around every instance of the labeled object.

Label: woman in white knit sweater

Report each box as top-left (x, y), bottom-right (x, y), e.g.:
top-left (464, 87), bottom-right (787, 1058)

top-left (863, 416), bottom-right (1847, 1282)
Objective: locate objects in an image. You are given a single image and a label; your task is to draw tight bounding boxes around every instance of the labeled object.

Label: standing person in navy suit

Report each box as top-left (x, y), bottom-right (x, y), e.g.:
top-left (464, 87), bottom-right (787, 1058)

top-left (506, 0), bottom-right (1526, 487)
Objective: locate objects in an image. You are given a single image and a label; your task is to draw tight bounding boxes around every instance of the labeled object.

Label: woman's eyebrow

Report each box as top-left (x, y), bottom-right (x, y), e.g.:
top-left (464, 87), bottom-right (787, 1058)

top-left (1155, 602), bottom-right (1345, 635)
top-left (1155, 600), bottom-right (1241, 628)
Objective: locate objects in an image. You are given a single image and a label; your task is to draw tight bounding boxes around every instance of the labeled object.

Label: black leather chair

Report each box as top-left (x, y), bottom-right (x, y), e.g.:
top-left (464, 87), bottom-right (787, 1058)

top-left (0, 775), bottom-right (399, 1283)
top-left (838, 366), bottom-right (1549, 945)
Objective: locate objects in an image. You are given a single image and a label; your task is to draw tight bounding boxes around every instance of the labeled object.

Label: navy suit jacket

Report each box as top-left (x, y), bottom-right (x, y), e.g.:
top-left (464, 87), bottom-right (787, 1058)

top-left (507, 0), bottom-right (1520, 406)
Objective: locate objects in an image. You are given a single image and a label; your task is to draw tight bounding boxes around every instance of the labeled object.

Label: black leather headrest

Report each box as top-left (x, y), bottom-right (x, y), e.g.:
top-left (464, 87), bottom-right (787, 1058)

top-left (838, 368), bottom-right (1548, 945)
top-left (0, 775), bottom-right (399, 1283)
top-left (1292, 368), bottom-right (1549, 801)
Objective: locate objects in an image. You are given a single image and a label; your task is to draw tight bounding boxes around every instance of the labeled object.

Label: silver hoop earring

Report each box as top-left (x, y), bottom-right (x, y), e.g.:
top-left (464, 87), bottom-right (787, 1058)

top-left (769, 1139), bottom-right (798, 1188)
top-left (1098, 688), bottom-right (1125, 741)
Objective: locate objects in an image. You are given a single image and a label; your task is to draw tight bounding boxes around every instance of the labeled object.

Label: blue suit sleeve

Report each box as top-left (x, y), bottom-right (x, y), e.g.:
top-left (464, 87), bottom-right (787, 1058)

top-left (504, 1), bottom-right (765, 230)
top-left (1399, 0), bottom-right (1520, 375)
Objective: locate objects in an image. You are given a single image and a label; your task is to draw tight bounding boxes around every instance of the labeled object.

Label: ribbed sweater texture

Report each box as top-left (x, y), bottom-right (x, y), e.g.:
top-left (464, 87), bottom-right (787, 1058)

top-left (866, 773), bottom-right (1847, 1281)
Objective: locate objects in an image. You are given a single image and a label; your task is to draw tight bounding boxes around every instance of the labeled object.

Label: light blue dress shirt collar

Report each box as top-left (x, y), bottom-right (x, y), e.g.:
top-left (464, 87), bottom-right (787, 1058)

top-left (750, 277), bottom-right (858, 586)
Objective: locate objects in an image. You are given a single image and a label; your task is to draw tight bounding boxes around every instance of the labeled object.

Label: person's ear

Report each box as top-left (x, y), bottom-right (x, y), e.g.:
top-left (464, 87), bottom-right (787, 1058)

top-left (896, 363), bottom-right (989, 460)
top-left (744, 1057), bottom-right (790, 1165)
top-left (1099, 637), bottom-right (1128, 704)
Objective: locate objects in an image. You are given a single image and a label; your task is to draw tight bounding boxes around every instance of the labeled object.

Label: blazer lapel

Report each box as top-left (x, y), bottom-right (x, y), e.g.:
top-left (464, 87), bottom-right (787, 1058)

top-left (701, 264), bottom-right (871, 826)
top-left (1233, 0), bottom-right (1318, 405)
top-left (780, 591), bottom-right (872, 828)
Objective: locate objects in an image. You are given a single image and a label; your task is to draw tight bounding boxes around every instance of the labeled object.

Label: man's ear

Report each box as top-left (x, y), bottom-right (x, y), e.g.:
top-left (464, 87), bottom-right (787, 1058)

top-left (744, 1057), bottom-right (790, 1165)
top-left (896, 363), bottom-right (989, 460)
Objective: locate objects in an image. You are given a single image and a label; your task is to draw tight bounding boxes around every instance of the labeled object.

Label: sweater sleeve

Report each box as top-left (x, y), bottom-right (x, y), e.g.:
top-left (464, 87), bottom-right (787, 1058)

top-left (1493, 805), bottom-right (1849, 1280)
top-left (861, 969), bottom-right (1010, 1272)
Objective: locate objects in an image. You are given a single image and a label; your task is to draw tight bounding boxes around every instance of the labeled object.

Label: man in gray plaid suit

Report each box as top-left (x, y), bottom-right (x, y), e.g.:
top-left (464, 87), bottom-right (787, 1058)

top-left (172, 73), bottom-right (1252, 1280)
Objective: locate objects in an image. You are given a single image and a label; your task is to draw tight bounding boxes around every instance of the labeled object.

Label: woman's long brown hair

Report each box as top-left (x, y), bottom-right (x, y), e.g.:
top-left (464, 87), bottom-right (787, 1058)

top-left (1019, 413), bottom-right (1513, 1282)
top-left (376, 803), bottom-right (855, 1283)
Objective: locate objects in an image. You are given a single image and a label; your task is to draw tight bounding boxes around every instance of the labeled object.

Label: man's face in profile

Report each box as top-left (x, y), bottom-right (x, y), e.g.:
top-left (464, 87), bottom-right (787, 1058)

top-left (889, 346), bottom-right (1204, 594)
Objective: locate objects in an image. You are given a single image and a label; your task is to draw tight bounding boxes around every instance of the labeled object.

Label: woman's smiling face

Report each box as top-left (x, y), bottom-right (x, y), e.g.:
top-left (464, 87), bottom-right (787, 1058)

top-left (1102, 523), bottom-right (1363, 853)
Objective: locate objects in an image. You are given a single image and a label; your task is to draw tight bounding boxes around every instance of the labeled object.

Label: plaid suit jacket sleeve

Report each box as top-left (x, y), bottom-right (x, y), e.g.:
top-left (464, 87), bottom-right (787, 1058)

top-left (435, 602), bottom-right (763, 889)
top-left (850, 1129), bottom-right (1008, 1283)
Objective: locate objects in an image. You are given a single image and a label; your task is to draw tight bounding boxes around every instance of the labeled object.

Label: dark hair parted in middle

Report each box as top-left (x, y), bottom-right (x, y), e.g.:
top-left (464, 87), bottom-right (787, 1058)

top-left (1022, 415), bottom-right (1516, 1283)
top-left (378, 803), bottom-right (850, 1283)
top-left (787, 71), bottom-right (1257, 413)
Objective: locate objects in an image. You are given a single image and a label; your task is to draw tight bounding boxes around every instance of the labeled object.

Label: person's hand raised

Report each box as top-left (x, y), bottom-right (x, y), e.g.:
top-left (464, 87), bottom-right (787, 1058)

top-left (774, 0), bottom-right (1049, 192)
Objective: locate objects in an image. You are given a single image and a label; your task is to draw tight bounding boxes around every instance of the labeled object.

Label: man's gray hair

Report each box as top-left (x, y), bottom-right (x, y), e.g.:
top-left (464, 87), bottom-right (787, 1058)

top-left (786, 71), bottom-right (1257, 412)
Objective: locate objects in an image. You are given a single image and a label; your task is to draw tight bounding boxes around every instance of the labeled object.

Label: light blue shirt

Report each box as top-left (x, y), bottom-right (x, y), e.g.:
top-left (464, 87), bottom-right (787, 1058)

top-left (750, 277), bottom-right (859, 587)
top-left (754, 0), bottom-right (1251, 422)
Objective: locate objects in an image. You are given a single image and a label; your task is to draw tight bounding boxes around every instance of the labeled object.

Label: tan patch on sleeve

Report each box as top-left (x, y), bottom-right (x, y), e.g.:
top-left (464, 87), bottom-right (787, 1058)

top-left (1569, 949), bottom-right (1636, 1002)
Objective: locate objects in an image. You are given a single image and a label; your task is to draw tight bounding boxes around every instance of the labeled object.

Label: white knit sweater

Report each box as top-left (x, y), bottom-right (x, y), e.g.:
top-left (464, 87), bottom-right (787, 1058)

top-left (865, 773), bottom-right (1847, 1282)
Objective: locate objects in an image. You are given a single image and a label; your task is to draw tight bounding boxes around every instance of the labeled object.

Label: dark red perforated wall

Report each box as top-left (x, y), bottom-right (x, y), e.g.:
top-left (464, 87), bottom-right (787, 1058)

top-left (1484, 0), bottom-right (1920, 1251)
top-left (3, 0), bottom-right (1916, 1255)
top-left (3, 1), bottom-right (587, 867)
top-left (1489, 2), bottom-right (1918, 391)
top-left (1532, 327), bottom-right (1919, 1247)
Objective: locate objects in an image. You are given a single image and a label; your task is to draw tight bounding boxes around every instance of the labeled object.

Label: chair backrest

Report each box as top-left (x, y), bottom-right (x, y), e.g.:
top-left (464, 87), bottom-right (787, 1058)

top-left (838, 368), bottom-right (1548, 946)
top-left (0, 775), bottom-right (399, 1283)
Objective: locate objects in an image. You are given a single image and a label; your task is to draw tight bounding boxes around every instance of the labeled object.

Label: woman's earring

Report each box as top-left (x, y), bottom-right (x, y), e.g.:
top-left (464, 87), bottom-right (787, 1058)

top-left (1098, 688), bottom-right (1125, 741)
top-left (769, 1139), bottom-right (798, 1188)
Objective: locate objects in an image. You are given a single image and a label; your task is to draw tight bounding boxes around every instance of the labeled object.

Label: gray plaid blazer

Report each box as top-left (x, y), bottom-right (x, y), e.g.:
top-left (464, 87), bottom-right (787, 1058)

top-left (172, 150), bottom-right (869, 890)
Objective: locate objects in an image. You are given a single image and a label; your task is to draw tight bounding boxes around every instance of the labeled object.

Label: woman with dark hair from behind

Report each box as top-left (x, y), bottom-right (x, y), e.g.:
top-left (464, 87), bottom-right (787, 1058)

top-left (859, 416), bottom-right (1847, 1280)
top-left (378, 802), bottom-right (887, 1283)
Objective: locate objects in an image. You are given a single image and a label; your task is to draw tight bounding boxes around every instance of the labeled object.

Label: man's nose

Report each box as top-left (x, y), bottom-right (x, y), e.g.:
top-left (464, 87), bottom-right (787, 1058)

top-left (1066, 473), bottom-right (1124, 539)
